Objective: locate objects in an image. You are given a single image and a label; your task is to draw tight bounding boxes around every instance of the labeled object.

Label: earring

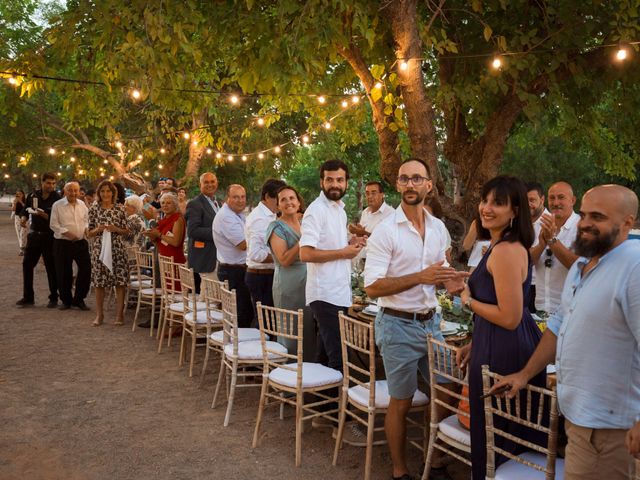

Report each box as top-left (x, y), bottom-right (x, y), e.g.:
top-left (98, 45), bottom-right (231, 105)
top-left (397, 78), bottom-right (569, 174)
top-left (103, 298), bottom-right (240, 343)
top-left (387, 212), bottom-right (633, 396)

top-left (510, 217), bottom-right (514, 229)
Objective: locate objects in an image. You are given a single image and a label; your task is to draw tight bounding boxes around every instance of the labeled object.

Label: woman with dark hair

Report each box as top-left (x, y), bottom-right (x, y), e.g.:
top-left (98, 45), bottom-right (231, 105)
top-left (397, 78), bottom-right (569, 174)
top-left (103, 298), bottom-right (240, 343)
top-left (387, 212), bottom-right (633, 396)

top-left (87, 180), bottom-right (130, 326)
top-left (12, 189), bottom-right (27, 255)
top-left (457, 175), bottom-right (545, 479)
top-left (265, 185), bottom-right (315, 360)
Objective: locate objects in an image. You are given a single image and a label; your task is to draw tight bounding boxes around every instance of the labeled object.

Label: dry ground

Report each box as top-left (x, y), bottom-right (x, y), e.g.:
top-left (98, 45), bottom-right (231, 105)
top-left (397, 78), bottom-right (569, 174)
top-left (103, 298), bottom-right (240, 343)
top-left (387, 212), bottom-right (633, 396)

top-left (0, 210), bottom-right (469, 480)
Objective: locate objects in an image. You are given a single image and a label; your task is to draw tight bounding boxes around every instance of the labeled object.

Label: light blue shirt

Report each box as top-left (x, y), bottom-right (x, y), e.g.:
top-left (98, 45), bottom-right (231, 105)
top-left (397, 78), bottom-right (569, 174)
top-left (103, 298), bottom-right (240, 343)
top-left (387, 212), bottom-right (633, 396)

top-left (547, 239), bottom-right (640, 429)
top-left (212, 203), bottom-right (246, 265)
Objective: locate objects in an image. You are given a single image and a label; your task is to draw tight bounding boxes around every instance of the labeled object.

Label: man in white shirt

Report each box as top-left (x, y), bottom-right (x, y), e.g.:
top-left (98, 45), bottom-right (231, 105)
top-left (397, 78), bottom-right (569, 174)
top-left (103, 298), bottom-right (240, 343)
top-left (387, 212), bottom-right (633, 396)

top-left (212, 184), bottom-right (253, 327)
top-left (50, 181), bottom-right (91, 311)
top-left (530, 181), bottom-right (580, 314)
top-left (364, 159), bottom-right (468, 480)
top-left (526, 181), bottom-right (549, 312)
top-left (245, 178), bottom-right (286, 322)
top-left (300, 159), bottom-right (364, 397)
top-left (349, 181), bottom-right (394, 237)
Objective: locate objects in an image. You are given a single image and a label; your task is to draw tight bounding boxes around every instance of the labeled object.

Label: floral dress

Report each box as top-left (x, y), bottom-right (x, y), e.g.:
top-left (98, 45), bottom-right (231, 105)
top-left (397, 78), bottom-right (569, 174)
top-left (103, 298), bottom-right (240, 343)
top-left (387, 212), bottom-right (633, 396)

top-left (89, 203), bottom-right (129, 287)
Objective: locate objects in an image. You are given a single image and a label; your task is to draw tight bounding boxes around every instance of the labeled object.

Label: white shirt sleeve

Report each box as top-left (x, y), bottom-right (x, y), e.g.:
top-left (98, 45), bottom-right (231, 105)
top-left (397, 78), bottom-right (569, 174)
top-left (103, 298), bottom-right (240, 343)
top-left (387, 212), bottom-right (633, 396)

top-left (246, 214), bottom-right (271, 263)
top-left (49, 201), bottom-right (67, 236)
top-left (223, 213), bottom-right (245, 246)
top-left (300, 206), bottom-right (321, 248)
top-left (363, 225), bottom-right (393, 288)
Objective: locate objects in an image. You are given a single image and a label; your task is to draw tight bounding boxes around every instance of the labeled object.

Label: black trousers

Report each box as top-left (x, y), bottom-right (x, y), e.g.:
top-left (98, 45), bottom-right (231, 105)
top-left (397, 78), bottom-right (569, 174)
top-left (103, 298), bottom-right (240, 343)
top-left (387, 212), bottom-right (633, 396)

top-left (22, 231), bottom-right (58, 303)
top-left (217, 265), bottom-right (254, 328)
top-left (53, 239), bottom-right (91, 306)
top-left (244, 271), bottom-right (274, 324)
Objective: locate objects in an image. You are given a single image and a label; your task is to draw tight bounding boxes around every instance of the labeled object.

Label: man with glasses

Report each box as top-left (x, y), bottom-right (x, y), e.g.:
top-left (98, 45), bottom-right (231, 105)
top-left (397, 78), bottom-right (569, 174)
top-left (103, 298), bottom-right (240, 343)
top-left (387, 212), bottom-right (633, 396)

top-left (364, 158), bottom-right (468, 480)
top-left (530, 181), bottom-right (579, 315)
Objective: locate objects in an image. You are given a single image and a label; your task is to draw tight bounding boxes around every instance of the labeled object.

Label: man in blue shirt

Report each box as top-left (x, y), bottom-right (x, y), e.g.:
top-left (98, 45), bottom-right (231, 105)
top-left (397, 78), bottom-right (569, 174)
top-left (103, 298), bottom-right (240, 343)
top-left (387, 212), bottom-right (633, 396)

top-left (493, 184), bottom-right (639, 479)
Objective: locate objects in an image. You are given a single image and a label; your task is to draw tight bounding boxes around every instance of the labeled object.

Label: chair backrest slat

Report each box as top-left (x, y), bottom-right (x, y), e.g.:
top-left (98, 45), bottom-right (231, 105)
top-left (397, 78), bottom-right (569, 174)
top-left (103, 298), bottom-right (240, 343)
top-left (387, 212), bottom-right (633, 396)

top-left (427, 335), bottom-right (468, 419)
top-left (338, 312), bottom-right (376, 407)
top-left (202, 278), bottom-right (227, 333)
top-left (256, 303), bottom-right (303, 383)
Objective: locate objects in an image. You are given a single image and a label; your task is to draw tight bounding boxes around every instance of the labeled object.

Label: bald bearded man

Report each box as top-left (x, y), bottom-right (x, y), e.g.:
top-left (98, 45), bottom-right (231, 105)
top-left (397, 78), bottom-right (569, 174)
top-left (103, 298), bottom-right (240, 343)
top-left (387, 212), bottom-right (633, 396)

top-left (492, 185), bottom-right (640, 479)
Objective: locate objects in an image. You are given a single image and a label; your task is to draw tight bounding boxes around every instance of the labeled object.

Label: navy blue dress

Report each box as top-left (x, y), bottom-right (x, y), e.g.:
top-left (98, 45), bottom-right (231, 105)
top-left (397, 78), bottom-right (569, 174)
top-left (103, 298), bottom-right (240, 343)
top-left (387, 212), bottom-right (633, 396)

top-left (468, 241), bottom-right (546, 479)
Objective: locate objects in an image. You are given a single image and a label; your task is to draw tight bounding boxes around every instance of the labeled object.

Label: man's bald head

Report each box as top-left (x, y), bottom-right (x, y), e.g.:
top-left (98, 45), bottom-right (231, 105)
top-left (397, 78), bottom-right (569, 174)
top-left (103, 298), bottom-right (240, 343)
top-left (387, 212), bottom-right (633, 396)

top-left (584, 185), bottom-right (638, 221)
top-left (549, 181), bottom-right (574, 196)
top-left (548, 181), bottom-right (576, 222)
top-left (64, 181), bottom-right (81, 203)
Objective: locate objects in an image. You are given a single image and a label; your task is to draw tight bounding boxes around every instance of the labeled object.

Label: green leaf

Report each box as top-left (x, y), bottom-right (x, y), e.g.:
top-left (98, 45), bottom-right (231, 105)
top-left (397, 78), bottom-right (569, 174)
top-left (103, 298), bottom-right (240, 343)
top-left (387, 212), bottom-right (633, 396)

top-left (388, 122), bottom-right (399, 132)
top-left (371, 64), bottom-right (385, 80)
top-left (383, 105), bottom-right (393, 115)
top-left (383, 93), bottom-right (394, 106)
top-left (371, 88), bottom-right (382, 102)
top-left (394, 108), bottom-right (403, 121)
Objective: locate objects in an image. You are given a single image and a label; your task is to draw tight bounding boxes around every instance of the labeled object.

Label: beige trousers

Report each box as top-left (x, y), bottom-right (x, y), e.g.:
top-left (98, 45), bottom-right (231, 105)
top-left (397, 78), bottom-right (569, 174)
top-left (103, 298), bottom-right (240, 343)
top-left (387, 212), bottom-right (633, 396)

top-left (565, 419), bottom-right (635, 480)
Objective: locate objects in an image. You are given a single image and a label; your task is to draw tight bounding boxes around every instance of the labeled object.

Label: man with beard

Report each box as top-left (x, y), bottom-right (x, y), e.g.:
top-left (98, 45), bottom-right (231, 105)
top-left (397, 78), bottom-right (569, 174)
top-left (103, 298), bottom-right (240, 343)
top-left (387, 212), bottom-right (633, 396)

top-left (491, 184), bottom-right (640, 480)
top-left (17, 172), bottom-right (61, 308)
top-left (526, 182), bottom-right (550, 312)
top-left (364, 158), bottom-right (469, 480)
top-left (530, 181), bottom-right (580, 315)
top-left (300, 159), bottom-right (365, 430)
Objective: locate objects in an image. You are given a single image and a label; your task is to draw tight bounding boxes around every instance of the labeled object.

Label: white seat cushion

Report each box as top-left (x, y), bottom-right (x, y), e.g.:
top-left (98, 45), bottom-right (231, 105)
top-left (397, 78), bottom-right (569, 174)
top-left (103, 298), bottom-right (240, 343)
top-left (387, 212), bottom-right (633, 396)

top-left (348, 380), bottom-right (428, 409)
top-left (223, 340), bottom-right (286, 360)
top-left (184, 309), bottom-right (223, 324)
top-left (130, 279), bottom-right (152, 288)
top-left (169, 301), bottom-right (207, 313)
top-left (495, 451), bottom-right (565, 479)
top-left (438, 414), bottom-right (471, 446)
top-left (140, 288), bottom-right (163, 296)
top-left (209, 328), bottom-right (262, 344)
top-left (269, 362), bottom-right (343, 389)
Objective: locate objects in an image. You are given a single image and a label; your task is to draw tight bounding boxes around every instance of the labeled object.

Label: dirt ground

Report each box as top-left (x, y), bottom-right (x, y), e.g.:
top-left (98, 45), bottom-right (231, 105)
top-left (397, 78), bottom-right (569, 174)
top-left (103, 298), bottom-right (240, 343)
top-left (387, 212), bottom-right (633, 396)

top-left (0, 210), bottom-right (470, 480)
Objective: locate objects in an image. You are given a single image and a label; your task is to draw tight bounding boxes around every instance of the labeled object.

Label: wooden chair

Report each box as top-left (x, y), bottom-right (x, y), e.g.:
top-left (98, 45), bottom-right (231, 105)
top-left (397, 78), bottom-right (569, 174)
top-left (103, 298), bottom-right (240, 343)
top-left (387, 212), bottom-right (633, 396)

top-left (212, 290), bottom-right (288, 427)
top-left (198, 277), bottom-right (227, 386)
top-left (482, 364), bottom-right (565, 479)
top-left (131, 250), bottom-right (162, 336)
top-left (178, 265), bottom-right (215, 376)
top-left (252, 303), bottom-right (343, 467)
top-left (421, 336), bottom-right (471, 480)
top-left (125, 245), bottom-right (144, 312)
top-left (334, 312), bottom-right (428, 480)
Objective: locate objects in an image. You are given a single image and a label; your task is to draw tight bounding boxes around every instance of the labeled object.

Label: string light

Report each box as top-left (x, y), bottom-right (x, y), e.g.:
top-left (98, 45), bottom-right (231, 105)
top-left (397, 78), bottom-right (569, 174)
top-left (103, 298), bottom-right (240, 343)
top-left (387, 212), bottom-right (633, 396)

top-left (352, 95), bottom-right (360, 104)
top-left (158, 164), bottom-right (163, 169)
top-left (109, 175), bottom-right (114, 180)
top-left (32, 173), bottom-right (37, 178)
top-left (616, 48), bottom-right (628, 61)
top-left (258, 153), bottom-right (265, 159)
top-left (230, 95), bottom-right (239, 105)
top-left (115, 141), bottom-right (123, 148)
top-left (62, 150), bottom-right (66, 154)
top-left (103, 159), bottom-right (108, 164)
top-left (227, 155), bottom-right (233, 161)
top-left (491, 56), bottom-right (503, 69)
top-left (302, 135), bottom-right (310, 144)
top-left (48, 147), bottom-right (56, 155)
top-left (206, 148), bottom-right (212, 154)
top-left (159, 148), bottom-right (166, 154)
top-left (324, 122), bottom-right (332, 130)
top-left (70, 157), bottom-right (76, 163)
top-left (137, 154), bottom-right (143, 160)
top-left (78, 169), bottom-right (84, 175)
top-left (192, 140), bottom-right (198, 146)
top-left (374, 82), bottom-right (382, 90)
top-left (183, 132), bottom-right (190, 140)
top-left (4, 173), bottom-right (9, 179)
top-left (131, 88), bottom-right (141, 100)
top-left (8, 76), bottom-right (18, 85)
top-left (57, 172), bottom-right (62, 176)
top-left (144, 171), bottom-right (149, 177)
top-left (1, 162), bottom-right (6, 167)
top-left (399, 60), bottom-right (409, 71)
top-left (256, 118), bottom-right (265, 126)
top-left (317, 95), bottom-right (326, 104)
top-left (341, 100), bottom-right (348, 108)
top-left (241, 155), bottom-right (248, 161)
top-left (216, 153), bottom-right (222, 159)
top-left (20, 156), bottom-right (25, 162)
top-left (274, 146), bottom-right (281, 154)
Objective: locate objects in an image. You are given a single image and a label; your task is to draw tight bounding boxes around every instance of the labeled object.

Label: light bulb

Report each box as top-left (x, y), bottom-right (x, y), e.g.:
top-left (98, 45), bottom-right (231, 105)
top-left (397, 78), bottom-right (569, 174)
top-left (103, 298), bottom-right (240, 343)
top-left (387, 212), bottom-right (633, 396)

top-left (616, 48), bottom-right (628, 61)
top-left (352, 95), bottom-right (360, 104)
top-left (131, 89), bottom-right (141, 99)
top-left (70, 156), bottom-right (75, 161)
top-left (109, 176), bottom-right (114, 180)
top-left (192, 140), bottom-right (198, 146)
top-left (61, 150), bottom-right (66, 154)
top-left (206, 148), bottom-right (212, 154)
top-left (78, 169), bottom-right (84, 175)
top-left (227, 155), bottom-right (233, 161)
top-left (491, 57), bottom-right (502, 69)
top-left (32, 173), bottom-right (37, 178)
top-left (158, 164), bottom-right (163, 169)
top-left (8, 76), bottom-right (17, 85)
top-left (318, 95), bottom-right (326, 104)
top-left (183, 132), bottom-right (190, 140)
top-left (324, 122), bottom-right (331, 130)
top-left (160, 148), bottom-right (166, 154)
top-left (1, 163), bottom-right (6, 167)
top-left (48, 148), bottom-right (56, 155)
top-left (257, 118), bottom-right (265, 126)
top-left (341, 100), bottom-right (348, 108)
top-left (115, 141), bottom-right (123, 148)
top-left (274, 146), bottom-right (281, 154)
top-left (57, 172), bottom-right (62, 176)
top-left (20, 156), bottom-right (25, 162)
top-left (399, 61), bottom-right (408, 71)
top-left (258, 153), bottom-right (264, 159)
top-left (144, 171), bottom-right (149, 177)
top-left (103, 159), bottom-right (108, 164)
top-left (3, 174), bottom-right (9, 179)
top-left (137, 154), bottom-right (143, 160)
top-left (374, 82), bottom-right (382, 89)
top-left (216, 153), bottom-right (222, 159)
top-left (230, 95), bottom-right (239, 104)
top-left (241, 155), bottom-right (247, 161)
top-left (302, 135), bottom-right (310, 144)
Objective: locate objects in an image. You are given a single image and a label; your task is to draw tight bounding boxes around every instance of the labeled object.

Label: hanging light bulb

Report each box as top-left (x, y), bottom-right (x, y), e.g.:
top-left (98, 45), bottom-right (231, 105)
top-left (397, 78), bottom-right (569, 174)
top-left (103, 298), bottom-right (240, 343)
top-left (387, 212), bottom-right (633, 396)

top-left (341, 100), bottom-right (348, 108)
top-left (352, 95), bottom-right (360, 104)
top-left (257, 118), bottom-right (265, 126)
top-left (131, 88), bottom-right (141, 100)
top-left (206, 148), bottom-right (212, 154)
top-left (302, 135), bottom-right (310, 144)
top-left (115, 141), bottom-right (123, 148)
top-left (216, 153), bottom-right (222, 159)
top-left (399, 60), bottom-right (409, 71)
top-left (227, 155), bottom-right (233, 161)
top-left (183, 132), bottom-right (190, 140)
top-left (241, 155), bottom-right (247, 162)
top-left (317, 95), bottom-right (326, 104)
top-left (324, 122), bottom-right (332, 130)
top-left (274, 146), bottom-right (281, 154)
top-left (258, 153), bottom-right (265, 159)
top-left (491, 56), bottom-right (503, 69)
top-left (48, 148), bottom-right (56, 155)
top-left (616, 48), bottom-right (628, 61)
top-left (160, 148), bottom-right (166, 154)
top-left (230, 95), bottom-right (239, 105)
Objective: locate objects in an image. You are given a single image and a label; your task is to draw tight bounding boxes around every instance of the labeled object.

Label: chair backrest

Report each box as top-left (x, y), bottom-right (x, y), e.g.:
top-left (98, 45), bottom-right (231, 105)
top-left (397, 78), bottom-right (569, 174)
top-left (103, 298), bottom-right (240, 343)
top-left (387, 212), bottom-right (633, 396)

top-left (256, 302), bottom-right (302, 385)
top-left (202, 277), bottom-right (227, 334)
top-left (338, 312), bottom-right (376, 407)
top-left (427, 335), bottom-right (469, 422)
top-left (220, 286), bottom-right (240, 352)
top-left (135, 250), bottom-right (155, 285)
top-left (482, 365), bottom-right (560, 480)
top-left (158, 254), bottom-right (181, 296)
top-left (178, 265), bottom-right (198, 317)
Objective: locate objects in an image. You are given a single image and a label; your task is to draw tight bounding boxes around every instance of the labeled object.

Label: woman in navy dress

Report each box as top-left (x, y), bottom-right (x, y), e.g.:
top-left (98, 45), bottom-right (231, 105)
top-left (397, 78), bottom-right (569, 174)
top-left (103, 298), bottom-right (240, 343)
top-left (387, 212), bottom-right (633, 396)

top-left (458, 176), bottom-right (546, 479)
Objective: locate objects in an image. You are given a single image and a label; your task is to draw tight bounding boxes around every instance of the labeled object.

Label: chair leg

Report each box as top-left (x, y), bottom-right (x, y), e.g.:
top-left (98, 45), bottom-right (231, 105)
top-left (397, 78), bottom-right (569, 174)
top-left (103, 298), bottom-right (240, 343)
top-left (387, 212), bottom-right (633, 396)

top-left (223, 363), bottom-right (238, 427)
top-left (295, 392), bottom-right (303, 467)
top-left (179, 326), bottom-right (187, 367)
top-left (157, 311), bottom-right (167, 353)
top-left (252, 378), bottom-right (269, 448)
top-left (199, 344), bottom-right (211, 387)
top-left (132, 292), bottom-right (142, 332)
top-left (212, 356), bottom-right (225, 408)
top-left (332, 391), bottom-right (348, 466)
top-left (149, 296), bottom-right (156, 337)
top-left (421, 424), bottom-right (438, 480)
top-left (364, 411), bottom-right (375, 480)
top-left (188, 329), bottom-right (197, 377)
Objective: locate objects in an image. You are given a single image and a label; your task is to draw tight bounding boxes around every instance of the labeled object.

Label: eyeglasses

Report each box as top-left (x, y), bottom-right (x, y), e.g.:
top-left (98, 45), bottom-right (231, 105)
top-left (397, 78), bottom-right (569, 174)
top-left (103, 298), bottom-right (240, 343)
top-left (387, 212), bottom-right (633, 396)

top-left (544, 249), bottom-right (553, 268)
top-left (159, 177), bottom-right (168, 181)
top-left (397, 175), bottom-right (430, 186)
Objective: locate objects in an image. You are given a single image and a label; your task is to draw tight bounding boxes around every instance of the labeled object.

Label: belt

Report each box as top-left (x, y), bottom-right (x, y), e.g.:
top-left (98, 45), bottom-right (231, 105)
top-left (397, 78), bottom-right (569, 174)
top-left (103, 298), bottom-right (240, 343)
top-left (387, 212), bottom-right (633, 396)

top-left (246, 268), bottom-right (274, 275)
top-left (381, 307), bottom-right (435, 322)
top-left (29, 230), bottom-right (52, 235)
top-left (218, 263), bottom-right (247, 270)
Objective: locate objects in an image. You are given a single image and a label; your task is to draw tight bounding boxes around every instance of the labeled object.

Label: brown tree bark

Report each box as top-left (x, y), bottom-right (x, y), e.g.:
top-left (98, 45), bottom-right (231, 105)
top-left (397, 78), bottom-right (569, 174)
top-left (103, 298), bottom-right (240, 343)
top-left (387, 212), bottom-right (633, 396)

top-left (182, 108), bottom-right (207, 181)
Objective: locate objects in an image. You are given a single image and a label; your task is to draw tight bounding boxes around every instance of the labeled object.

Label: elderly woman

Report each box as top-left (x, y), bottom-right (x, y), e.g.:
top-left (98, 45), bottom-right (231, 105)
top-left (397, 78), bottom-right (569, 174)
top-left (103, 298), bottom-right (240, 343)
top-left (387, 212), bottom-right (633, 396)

top-left (87, 180), bottom-right (130, 326)
top-left (124, 194), bottom-right (146, 250)
top-left (144, 192), bottom-right (186, 264)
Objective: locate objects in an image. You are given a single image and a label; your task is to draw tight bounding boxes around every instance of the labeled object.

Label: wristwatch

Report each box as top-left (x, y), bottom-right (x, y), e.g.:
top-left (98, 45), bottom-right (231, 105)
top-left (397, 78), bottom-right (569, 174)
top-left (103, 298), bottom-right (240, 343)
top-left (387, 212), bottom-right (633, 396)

top-left (464, 297), bottom-right (473, 310)
top-left (547, 236), bottom-right (558, 246)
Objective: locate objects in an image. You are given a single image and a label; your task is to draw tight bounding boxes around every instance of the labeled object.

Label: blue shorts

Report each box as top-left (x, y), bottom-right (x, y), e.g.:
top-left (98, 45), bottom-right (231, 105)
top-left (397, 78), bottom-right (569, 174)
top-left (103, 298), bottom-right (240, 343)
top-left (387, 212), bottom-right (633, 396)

top-left (375, 310), bottom-right (447, 400)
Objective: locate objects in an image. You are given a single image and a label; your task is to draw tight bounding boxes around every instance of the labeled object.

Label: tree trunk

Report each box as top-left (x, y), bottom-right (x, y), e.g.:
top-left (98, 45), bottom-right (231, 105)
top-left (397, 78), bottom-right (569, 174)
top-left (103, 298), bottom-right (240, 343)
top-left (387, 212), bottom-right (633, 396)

top-left (182, 108), bottom-right (208, 181)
